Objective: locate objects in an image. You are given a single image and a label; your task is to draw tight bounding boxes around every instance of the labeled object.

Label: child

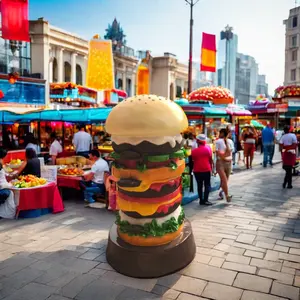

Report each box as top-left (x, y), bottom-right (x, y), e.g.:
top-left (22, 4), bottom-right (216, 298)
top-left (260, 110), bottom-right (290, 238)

top-left (105, 175), bottom-right (117, 211)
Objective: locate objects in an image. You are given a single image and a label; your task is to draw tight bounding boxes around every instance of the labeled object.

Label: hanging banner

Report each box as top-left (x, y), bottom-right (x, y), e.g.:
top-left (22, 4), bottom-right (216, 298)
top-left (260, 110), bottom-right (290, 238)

top-left (86, 39), bottom-right (115, 90)
top-left (136, 65), bottom-right (149, 95)
top-left (1, 0), bottom-right (30, 42)
top-left (200, 32), bottom-right (216, 72)
top-left (136, 51), bottom-right (150, 95)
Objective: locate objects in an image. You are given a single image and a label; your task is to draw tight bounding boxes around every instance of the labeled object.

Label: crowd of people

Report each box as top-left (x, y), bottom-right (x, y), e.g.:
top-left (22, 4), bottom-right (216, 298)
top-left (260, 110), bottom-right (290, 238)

top-left (0, 121), bottom-right (299, 218)
top-left (190, 123), bottom-right (298, 207)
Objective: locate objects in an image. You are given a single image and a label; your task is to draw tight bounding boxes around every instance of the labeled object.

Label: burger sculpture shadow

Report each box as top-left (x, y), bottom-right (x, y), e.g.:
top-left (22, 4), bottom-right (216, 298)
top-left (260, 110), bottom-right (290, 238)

top-left (106, 94), bottom-right (196, 278)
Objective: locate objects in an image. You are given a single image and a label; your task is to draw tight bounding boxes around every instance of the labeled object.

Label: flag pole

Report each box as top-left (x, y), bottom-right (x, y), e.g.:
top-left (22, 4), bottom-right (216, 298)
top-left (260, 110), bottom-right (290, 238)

top-left (185, 0), bottom-right (200, 95)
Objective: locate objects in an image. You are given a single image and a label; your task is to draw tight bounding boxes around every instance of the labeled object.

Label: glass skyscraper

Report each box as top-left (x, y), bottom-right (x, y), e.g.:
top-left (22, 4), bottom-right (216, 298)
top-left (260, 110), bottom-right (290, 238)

top-left (216, 33), bottom-right (238, 96)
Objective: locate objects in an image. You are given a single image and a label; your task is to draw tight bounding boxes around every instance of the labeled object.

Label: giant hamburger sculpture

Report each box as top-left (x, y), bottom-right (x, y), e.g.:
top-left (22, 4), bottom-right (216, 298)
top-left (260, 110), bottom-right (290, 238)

top-left (106, 94), bottom-right (196, 278)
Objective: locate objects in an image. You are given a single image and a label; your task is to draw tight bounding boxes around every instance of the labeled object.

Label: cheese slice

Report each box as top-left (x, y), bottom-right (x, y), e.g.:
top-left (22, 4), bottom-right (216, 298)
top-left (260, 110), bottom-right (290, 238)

top-left (117, 193), bottom-right (182, 216)
top-left (113, 159), bottom-right (185, 192)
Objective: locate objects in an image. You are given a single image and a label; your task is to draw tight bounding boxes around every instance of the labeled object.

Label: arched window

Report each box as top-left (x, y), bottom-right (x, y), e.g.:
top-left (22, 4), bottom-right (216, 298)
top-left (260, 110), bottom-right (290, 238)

top-left (52, 58), bottom-right (58, 82)
top-left (64, 62), bottom-right (71, 82)
top-left (118, 78), bottom-right (123, 89)
top-left (126, 78), bottom-right (131, 96)
top-left (76, 64), bottom-right (82, 85)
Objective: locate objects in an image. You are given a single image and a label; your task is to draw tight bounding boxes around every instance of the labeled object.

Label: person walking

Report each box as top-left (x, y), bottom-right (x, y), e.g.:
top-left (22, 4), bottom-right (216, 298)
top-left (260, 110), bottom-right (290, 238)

top-left (262, 123), bottom-right (275, 167)
top-left (242, 126), bottom-right (257, 169)
top-left (216, 128), bottom-right (233, 202)
top-left (73, 125), bottom-right (92, 158)
top-left (280, 126), bottom-right (297, 189)
top-left (191, 134), bottom-right (213, 206)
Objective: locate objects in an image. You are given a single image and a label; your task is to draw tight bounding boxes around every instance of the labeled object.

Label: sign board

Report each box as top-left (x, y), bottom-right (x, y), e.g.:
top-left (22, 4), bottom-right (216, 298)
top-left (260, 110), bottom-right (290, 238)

top-left (0, 79), bottom-right (45, 105)
top-left (288, 100), bottom-right (300, 107)
top-left (41, 166), bottom-right (57, 183)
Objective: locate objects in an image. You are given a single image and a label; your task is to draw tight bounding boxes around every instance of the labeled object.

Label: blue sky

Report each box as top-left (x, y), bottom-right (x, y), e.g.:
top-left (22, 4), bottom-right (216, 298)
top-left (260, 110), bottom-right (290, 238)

top-left (29, 0), bottom-right (296, 93)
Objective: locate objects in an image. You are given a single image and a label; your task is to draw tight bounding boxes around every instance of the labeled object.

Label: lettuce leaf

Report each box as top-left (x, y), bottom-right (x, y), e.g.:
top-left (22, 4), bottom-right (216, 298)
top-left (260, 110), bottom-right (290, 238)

top-left (116, 208), bottom-right (185, 238)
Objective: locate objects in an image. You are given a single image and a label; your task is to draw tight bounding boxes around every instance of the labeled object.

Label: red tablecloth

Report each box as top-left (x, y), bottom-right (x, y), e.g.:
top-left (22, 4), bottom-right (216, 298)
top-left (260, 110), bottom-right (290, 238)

top-left (57, 175), bottom-right (82, 190)
top-left (16, 182), bottom-right (64, 215)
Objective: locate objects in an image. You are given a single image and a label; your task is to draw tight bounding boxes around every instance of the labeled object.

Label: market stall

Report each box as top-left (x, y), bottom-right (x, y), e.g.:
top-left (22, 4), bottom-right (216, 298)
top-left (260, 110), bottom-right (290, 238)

top-left (50, 83), bottom-right (98, 108)
top-left (13, 181), bottom-right (64, 218)
top-left (103, 88), bottom-right (127, 106)
top-left (274, 86), bottom-right (300, 129)
top-left (247, 94), bottom-right (288, 129)
top-left (1, 107), bottom-right (112, 156)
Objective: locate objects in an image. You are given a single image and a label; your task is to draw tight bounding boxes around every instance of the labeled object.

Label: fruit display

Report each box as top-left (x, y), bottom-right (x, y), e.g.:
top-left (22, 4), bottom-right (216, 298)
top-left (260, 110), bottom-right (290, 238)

top-left (13, 175), bottom-right (47, 189)
top-left (105, 94), bottom-right (196, 278)
top-left (188, 86), bottom-right (234, 104)
top-left (8, 159), bottom-right (22, 168)
top-left (58, 167), bottom-right (84, 176)
top-left (274, 85), bottom-right (300, 98)
top-left (3, 166), bottom-right (13, 173)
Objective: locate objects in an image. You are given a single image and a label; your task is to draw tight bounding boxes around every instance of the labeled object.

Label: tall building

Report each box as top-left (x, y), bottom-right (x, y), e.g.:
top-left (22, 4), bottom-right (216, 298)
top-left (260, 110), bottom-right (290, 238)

top-left (235, 53), bottom-right (258, 105)
top-left (256, 74), bottom-right (269, 96)
top-left (216, 29), bottom-right (238, 96)
top-left (283, 6), bottom-right (300, 85)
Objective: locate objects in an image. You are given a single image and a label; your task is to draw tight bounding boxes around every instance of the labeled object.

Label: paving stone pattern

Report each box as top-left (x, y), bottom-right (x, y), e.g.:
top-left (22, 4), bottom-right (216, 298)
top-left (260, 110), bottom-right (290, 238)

top-left (0, 164), bottom-right (300, 299)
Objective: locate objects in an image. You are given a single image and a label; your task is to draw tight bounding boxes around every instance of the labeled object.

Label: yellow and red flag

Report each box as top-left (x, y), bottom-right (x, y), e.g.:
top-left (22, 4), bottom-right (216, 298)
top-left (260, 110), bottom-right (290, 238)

top-left (200, 33), bottom-right (216, 72)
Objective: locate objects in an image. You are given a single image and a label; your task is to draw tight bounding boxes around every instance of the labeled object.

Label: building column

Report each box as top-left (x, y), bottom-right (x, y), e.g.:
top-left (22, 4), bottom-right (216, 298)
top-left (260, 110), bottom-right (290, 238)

top-left (57, 48), bottom-right (64, 82)
top-left (83, 55), bottom-right (88, 85)
top-left (181, 81), bottom-right (185, 96)
top-left (122, 72), bottom-right (126, 91)
top-left (131, 74), bottom-right (135, 96)
top-left (71, 52), bottom-right (77, 83)
top-left (49, 59), bottom-right (53, 83)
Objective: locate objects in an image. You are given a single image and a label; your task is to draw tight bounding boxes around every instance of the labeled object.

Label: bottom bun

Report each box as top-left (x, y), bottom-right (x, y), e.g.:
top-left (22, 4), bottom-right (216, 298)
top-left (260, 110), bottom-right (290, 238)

top-left (117, 224), bottom-right (183, 247)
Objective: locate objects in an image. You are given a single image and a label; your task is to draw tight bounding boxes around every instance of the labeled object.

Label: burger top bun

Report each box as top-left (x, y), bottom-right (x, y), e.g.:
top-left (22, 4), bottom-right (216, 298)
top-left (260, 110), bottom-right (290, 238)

top-left (106, 94), bottom-right (188, 137)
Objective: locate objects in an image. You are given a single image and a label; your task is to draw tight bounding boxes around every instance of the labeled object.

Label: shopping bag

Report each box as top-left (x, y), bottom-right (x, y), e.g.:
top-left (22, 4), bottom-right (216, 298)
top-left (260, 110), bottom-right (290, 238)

top-left (210, 174), bottom-right (220, 192)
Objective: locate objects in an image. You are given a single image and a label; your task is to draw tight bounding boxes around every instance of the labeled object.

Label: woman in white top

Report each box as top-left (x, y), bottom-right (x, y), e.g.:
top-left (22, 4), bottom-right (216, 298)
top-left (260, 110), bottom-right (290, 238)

top-left (215, 129), bottom-right (233, 202)
top-left (187, 133), bottom-right (198, 150)
top-left (0, 148), bottom-right (16, 219)
top-left (280, 126), bottom-right (297, 189)
top-left (49, 133), bottom-right (63, 165)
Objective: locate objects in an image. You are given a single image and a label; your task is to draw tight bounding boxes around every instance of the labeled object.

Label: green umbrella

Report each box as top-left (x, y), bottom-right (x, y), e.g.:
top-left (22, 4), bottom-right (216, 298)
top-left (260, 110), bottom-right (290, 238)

top-left (250, 120), bottom-right (264, 129)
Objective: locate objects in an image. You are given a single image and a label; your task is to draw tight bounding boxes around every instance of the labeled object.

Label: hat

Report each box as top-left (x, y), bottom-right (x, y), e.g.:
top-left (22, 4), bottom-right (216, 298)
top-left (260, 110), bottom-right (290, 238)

top-left (196, 134), bottom-right (206, 142)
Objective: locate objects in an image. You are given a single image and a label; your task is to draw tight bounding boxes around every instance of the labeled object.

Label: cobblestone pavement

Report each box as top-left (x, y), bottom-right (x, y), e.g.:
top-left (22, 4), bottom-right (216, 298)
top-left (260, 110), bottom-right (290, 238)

top-left (0, 164), bottom-right (300, 300)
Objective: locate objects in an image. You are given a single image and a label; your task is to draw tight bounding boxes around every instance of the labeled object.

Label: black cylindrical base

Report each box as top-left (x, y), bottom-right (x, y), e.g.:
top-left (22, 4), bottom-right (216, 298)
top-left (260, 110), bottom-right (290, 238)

top-left (106, 220), bottom-right (196, 278)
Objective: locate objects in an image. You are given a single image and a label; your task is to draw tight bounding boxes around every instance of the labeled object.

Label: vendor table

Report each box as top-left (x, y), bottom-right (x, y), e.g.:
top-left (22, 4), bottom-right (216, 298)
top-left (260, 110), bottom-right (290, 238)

top-left (57, 175), bottom-right (82, 190)
top-left (11, 182), bottom-right (64, 218)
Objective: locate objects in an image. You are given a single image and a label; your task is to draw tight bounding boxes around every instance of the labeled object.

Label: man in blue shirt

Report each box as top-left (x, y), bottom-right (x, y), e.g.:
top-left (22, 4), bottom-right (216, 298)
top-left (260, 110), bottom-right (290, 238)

top-left (261, 124), bottom-right (275, 167)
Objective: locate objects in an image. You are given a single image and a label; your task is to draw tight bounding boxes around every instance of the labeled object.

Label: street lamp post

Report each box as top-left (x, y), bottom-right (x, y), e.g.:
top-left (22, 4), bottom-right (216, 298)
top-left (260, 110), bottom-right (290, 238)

top-left (185, 0), bottom-right (199, 95)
